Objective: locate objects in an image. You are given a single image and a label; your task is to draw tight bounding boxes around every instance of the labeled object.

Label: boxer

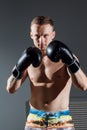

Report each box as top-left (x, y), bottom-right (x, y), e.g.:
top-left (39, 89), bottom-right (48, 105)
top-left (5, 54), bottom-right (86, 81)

top-left (6, 16), bottom-right (87, 130)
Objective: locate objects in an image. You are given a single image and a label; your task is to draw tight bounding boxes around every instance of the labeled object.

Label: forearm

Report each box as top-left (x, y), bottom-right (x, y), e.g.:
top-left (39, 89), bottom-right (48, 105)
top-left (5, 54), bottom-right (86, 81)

top-left (71, 68), bottom-right (87, 90)
top-left (6, 75), bottom-right (22, 93)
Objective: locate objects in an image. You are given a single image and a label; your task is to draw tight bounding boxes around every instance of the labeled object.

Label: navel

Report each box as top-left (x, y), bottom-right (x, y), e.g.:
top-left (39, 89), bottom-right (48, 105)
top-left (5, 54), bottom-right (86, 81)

top-left (44, 101), bottom-right (49, 106)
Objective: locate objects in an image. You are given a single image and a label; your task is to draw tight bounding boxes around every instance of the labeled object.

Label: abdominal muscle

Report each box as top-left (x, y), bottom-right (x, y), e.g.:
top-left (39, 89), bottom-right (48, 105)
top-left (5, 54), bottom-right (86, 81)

top-left (29, 78), bottom-right (72, 112)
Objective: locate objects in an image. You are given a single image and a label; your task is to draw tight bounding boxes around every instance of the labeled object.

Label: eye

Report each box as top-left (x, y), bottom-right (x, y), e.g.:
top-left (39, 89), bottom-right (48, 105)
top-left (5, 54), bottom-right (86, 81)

top-left (44, 34), bottom-right (49, 38)
top-left (35, 35), bottom-right (39, 39)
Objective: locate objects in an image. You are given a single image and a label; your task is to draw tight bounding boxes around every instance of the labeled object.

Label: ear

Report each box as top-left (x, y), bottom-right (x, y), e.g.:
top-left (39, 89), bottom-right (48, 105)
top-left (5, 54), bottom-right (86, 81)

top-left (30, 32), bottom-right (33, 39)
top-left (52, 31), bottom-right (56, 39)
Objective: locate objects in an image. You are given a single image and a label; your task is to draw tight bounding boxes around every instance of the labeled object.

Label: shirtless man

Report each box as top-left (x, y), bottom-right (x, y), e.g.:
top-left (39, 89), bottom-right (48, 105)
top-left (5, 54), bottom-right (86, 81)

top-left (6, 16), bottom-right (87, 130)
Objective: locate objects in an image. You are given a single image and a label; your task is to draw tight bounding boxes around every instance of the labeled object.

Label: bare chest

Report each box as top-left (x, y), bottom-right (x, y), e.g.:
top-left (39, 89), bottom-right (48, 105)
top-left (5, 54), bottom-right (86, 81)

top-left (27, 57), bottom-right (69, 87)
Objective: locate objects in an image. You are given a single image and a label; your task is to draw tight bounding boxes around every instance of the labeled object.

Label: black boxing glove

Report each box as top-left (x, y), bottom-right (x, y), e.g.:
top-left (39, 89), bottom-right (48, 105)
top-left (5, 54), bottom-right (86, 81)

top-left (12, 47), bottom-right (42, 79)
top-left (46, 40), bottom-right (80, 73)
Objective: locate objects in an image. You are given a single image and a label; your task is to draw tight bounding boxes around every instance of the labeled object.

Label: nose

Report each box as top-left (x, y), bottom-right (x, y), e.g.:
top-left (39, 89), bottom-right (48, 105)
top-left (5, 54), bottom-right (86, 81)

top-left (39, 36), bottom-right (44, 43)
top-left (38, 36), bottom-right (45, 48)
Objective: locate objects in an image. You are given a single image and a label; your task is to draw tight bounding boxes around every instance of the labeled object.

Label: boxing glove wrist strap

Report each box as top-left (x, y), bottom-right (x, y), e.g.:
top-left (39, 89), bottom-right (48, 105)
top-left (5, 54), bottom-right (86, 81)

top-left (12, 65), bottom-right (23, 79)
top-left (68, 59), bottom-right (80, 73)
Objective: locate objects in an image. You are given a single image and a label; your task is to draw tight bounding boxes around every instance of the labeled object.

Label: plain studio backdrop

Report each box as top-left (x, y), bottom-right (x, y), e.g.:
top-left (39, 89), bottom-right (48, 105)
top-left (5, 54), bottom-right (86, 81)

top-left (0, 0), bottom-right (87, 130)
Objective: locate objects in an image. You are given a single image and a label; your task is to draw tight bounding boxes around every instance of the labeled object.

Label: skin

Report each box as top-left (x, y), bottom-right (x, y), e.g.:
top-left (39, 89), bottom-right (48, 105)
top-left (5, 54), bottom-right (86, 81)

top-left (6, 23), bottom-right (87, 112)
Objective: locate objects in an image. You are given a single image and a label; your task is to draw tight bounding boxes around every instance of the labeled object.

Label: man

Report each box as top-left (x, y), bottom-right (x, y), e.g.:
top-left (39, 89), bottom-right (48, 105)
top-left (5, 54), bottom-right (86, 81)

top-left (6, 16), bottom-right (87, 130)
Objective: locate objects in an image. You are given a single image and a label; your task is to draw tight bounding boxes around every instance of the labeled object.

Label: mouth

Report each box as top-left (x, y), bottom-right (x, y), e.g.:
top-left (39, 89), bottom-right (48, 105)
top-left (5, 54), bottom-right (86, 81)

top-left (41, 47), bottom-right (46, 51)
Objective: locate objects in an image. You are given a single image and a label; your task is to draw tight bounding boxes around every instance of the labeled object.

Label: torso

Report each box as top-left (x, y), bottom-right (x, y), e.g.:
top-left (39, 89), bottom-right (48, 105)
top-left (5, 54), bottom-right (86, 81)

top-left (27, 55), bottom-right (72, 112)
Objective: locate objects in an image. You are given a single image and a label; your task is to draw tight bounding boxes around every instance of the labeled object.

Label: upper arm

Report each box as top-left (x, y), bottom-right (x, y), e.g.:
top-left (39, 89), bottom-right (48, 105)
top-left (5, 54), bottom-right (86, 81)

top-left (68, 54), bottom-right (87, 90)
top-left (71, 67), bottom-right (87, 91)
top-left (21, 69), bottom-right (28, 84)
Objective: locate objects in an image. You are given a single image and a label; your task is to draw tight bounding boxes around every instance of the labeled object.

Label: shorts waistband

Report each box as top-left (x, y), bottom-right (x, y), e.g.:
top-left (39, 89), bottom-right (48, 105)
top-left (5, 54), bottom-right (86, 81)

top-left (29, 107), bottom-right (70, 118)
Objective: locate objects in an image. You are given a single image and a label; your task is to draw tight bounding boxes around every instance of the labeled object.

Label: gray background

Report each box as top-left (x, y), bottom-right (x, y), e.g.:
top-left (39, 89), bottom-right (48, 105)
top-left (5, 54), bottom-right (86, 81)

top-left (0, 0), bottom-right (87, 130)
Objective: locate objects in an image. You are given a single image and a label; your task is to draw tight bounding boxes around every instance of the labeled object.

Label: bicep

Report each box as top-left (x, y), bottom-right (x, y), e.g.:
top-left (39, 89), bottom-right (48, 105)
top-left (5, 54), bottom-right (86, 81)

top-left (21, 69), bottom-right (28, 84)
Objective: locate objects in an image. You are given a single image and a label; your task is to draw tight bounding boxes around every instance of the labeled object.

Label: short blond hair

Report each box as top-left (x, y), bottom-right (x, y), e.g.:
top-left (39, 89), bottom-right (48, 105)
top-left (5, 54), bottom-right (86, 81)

top-left (30, 16), bottom-right (55, 30)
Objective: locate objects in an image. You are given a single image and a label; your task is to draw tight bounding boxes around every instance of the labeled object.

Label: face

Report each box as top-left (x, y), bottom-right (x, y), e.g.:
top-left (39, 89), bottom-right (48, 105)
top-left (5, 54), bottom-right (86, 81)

top-left (30, 24), bottom-right (55, 54)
